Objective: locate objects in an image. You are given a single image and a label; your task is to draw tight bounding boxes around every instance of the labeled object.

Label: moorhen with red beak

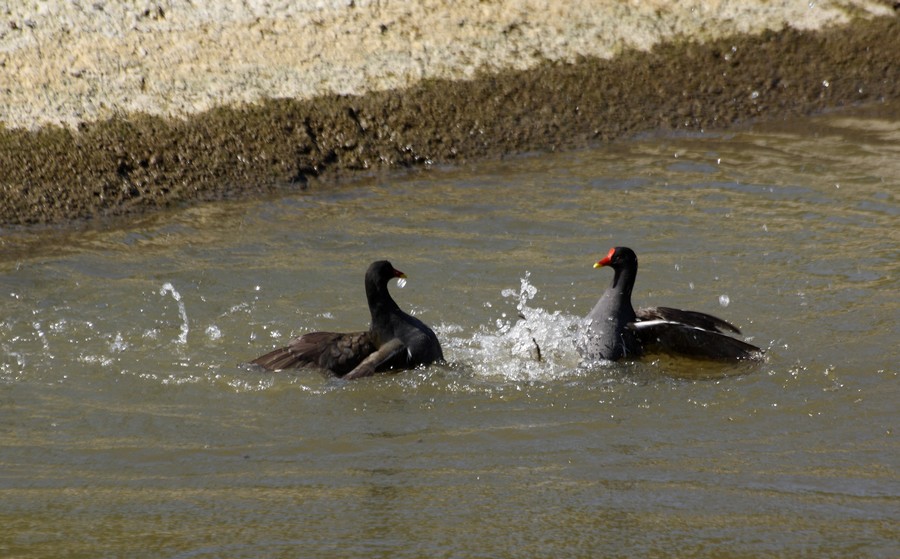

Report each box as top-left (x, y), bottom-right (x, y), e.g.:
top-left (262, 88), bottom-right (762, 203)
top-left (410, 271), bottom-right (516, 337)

top-left (579, 247), bottom-right (761, 362)
top-left (251, 260), bottom-right (443, 379)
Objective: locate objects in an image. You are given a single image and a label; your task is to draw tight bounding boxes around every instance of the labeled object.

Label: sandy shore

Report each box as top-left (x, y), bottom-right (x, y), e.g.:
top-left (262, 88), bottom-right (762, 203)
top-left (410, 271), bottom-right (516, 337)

top-left (1, 1), bottom-right (898, 226)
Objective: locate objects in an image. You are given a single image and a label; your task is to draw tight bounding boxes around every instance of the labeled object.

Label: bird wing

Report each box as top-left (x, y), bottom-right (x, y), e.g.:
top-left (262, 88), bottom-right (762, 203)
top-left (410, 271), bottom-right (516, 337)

top-left (636, 306), bottom-right (742, 334)
top-left (250, 331), bottom-right (375, 375)
top-left (629, 320), bottom-right (761, 360)
top-left (342, 338), bottom-right (408, 380)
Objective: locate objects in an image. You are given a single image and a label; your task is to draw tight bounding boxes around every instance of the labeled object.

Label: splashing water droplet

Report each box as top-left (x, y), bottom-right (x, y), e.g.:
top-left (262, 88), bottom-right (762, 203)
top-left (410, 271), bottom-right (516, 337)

top-left (110, 332), bottom-right (128, 353)
top-left (719, 294), bottom-right (730, 307)
top-left (160, 282), bottom-right (189, 345)
top-left (396, 278), bottom-right (407, 289)
top-left (466, 274), bottom-right (583, 381)
top-left (206, 325), bottom-right (222, 341)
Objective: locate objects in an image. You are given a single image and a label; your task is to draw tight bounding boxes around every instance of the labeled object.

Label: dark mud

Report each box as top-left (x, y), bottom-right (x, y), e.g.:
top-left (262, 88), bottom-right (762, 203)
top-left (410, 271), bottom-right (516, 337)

top-left (1, 16), bottom-right (898, 227)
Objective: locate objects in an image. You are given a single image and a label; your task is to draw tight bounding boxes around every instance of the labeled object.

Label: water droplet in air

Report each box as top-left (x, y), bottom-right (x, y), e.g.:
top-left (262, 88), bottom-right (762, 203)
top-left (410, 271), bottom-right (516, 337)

top-left (719, 294), bottom-right (730, 307)
top-left (396, 278), bottom-right (407, 289)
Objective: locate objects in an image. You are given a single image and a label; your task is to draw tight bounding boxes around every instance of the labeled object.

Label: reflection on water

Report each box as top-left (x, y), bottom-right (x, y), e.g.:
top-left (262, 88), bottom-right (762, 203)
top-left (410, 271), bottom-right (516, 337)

top-left (1, 103), bottom-right (898, 557)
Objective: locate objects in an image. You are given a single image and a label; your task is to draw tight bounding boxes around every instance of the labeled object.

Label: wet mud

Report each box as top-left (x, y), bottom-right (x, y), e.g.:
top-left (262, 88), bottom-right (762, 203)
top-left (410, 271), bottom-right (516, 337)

top-left (1, 16), bottom-right (898, 227)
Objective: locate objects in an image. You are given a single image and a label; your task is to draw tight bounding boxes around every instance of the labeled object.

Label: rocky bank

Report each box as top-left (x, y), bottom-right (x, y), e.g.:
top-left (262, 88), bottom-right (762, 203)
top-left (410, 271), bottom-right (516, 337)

top-left (1, 1), bottom-right (898, 226)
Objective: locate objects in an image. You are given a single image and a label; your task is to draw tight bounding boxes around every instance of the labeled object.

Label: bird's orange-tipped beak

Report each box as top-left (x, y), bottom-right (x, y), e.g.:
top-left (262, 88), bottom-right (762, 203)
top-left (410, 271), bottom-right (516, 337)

top-left (393, 268), bottom-right (407, 279)
top-left (594, 247), bottom-right (616, 268)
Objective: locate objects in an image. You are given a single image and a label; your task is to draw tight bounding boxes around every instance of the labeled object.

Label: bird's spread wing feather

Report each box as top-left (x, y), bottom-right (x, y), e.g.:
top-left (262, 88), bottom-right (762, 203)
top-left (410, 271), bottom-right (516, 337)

top-left (251, 331), bottom-right (375, 375)
top-left (629, 320), bottom-right (760, 360)
top-left (637, 306), bottom-right (742, 334)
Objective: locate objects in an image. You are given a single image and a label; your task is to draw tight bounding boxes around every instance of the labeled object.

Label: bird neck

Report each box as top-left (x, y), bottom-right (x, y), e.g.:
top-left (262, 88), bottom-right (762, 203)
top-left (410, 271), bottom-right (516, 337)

top-left (367, 281), bottom-right (401, 326)
top-left (610, 264), bottom-right (637, 303)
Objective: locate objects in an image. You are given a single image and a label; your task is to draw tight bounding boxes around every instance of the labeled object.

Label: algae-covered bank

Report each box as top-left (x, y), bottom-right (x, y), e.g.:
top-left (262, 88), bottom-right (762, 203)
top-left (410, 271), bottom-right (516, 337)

top-left (1, 1), bottom-right (898, 226)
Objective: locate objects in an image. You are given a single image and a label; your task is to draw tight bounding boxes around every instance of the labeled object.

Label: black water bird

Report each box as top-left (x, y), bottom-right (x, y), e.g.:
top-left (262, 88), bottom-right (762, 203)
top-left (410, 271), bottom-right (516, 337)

top-left (579, 247), bottom-right (761, 362)
top-left (251, 260), bottom-right (443, 379)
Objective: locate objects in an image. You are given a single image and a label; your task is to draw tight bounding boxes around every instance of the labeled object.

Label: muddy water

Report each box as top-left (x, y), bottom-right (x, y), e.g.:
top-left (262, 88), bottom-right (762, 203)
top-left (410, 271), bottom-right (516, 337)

top-left (2, 104), bottom-right (898, 557)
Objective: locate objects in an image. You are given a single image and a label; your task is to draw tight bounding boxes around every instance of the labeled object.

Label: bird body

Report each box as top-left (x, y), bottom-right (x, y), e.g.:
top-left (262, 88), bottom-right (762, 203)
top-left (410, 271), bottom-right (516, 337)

top-left (580, 247), bottom-right (761, 362)
top-left (251, 260), bottom-right (443, 379)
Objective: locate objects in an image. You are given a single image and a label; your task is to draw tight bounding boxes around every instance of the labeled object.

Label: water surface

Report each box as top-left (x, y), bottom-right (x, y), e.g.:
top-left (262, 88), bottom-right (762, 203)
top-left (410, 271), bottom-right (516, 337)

top-left (1, 103), bottom-right (898, 557)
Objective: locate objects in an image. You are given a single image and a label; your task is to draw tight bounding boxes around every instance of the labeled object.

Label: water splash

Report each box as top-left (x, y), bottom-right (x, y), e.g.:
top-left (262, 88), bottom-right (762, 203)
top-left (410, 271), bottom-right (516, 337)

top-left (32, 321), bottom-right (51, 355)
top-left (205, 325), bottom-right (222, 341)
top-left (110, 332), bottom-right (128, 353)
top-left (396, 277), bottom-right (407, 289)
top-left (159, 282), bottom-right (189, 345)
top-left (462, 273), bottom-right (584, 382)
